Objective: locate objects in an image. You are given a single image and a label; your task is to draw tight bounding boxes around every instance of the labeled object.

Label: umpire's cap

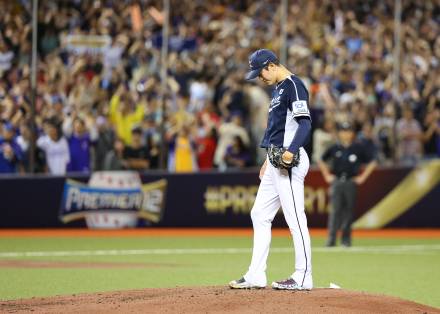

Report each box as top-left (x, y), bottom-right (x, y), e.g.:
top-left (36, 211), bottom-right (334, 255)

top-left (245, 49), bottom-right (278, 80)
top-left (337, 121), bottom-right (354, 131)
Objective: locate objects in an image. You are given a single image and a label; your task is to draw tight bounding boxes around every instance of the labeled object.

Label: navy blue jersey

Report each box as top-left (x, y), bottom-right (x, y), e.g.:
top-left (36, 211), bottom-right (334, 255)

top-left (261, 75), bottom-right (311, 149)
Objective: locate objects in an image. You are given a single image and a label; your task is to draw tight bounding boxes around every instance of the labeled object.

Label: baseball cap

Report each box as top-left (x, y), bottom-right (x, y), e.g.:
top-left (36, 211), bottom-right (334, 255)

top-left (337, 121), bottom-right (354, 131)
top-left (245, 49), bottom-right (278, 80)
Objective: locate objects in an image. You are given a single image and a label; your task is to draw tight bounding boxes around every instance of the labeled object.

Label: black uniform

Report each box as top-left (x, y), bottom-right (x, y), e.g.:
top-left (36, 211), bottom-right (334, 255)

top-left (321, 142), bottom-right (374, 246)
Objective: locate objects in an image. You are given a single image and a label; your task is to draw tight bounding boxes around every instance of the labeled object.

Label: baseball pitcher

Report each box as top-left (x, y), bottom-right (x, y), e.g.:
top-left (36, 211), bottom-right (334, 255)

top-left (229, 49), bottom-right (313, 290)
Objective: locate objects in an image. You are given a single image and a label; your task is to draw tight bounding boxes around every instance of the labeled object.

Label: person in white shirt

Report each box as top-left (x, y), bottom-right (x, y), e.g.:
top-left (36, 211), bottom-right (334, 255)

top-left (37, 120), bottom-right (70, 175)
top-left (214, 114), bottom-right (250, 170)
top-left (0, 40), bottom-right (14, 75)
top-left (396, 106), bottom-right (423, 165)
top-left (189, 74), bottom-right (211, 113)
top-left (312, 118), bottom-right (337, 163)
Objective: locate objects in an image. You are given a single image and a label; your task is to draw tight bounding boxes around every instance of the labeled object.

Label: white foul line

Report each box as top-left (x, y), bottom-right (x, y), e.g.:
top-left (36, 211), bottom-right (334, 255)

top-left (0, 245), bottom-right (439, 258)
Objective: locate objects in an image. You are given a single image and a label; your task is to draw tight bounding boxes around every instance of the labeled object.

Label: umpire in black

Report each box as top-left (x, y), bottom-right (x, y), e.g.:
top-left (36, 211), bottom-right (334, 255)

top-left (318, 121), bottom-right (377, 247)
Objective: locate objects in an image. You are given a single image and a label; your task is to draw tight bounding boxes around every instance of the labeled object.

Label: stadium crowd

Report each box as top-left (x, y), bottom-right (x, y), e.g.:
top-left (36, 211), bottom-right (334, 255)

top-left (0, 0), bottom-right (439, 174)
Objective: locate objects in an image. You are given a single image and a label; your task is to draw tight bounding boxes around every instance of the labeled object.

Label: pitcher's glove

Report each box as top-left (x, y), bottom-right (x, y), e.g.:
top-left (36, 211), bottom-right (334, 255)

top-left (268, 145), bottom-right (300, 169)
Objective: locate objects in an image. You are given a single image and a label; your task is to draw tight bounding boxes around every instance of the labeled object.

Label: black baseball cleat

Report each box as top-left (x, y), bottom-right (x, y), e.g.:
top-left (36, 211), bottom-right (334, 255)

top-left (229, 277), bottom-right (265, 289)
top-left (326, 240), bottom-right (336, 247)
top-left (271, 278), bottom-right (312, 290)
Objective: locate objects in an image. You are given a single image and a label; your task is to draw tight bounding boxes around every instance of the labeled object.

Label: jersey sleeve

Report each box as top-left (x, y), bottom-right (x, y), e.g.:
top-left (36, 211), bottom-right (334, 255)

top-left (287, 78), bottom-right (311, 119)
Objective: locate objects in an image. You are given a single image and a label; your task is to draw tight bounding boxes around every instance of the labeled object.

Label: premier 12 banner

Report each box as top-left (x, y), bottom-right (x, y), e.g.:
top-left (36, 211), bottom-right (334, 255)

top-left (59, 171), bottom-right (167, 228)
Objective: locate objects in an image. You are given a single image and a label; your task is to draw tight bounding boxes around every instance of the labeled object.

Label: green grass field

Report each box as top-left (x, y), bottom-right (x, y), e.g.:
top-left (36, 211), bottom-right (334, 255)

top-left (0, 234), bottom-right (439, 308)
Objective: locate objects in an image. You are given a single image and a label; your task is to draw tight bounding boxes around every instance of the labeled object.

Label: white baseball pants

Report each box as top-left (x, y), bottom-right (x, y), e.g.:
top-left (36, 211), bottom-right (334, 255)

top-left (244, 147), bottom-right (313, 288)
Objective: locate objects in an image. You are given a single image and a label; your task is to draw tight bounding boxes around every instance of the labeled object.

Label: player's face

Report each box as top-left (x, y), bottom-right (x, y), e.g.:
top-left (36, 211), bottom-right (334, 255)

top-left (258, 64), bottom-right (276, 85)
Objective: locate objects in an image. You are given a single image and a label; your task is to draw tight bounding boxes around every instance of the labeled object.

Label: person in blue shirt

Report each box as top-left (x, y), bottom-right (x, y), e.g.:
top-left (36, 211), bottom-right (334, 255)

top-left (65, 117), bottom-right (96, 173)
top-left (224, 135), bottom-right (251, 169)
top-left (0, 122), bottom-right (23, 173)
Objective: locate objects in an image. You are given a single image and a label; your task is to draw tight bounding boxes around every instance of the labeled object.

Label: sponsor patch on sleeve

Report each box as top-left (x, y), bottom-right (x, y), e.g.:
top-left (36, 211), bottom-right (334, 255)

top-left (291, 100), bottom-right (310, 117)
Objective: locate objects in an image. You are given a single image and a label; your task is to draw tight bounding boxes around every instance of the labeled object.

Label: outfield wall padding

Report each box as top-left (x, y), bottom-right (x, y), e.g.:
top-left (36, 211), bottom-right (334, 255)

top-left (0, 165), bottom-right (438, 228)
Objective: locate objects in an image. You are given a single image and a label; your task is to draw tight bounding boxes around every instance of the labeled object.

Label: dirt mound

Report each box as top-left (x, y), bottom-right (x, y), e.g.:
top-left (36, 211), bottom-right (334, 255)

top-left (1, 287), bottom-right (438, 314)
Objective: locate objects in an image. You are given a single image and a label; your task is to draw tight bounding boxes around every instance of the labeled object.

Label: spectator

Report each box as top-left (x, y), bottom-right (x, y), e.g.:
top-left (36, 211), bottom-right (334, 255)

top-left (357, 123), bottom-right (378, 158)
top-left (146, 134), bottom-right (160, 169)
top-left (109, 88), bottom-right (145, 145)
top-left (374, 103), bottom-right (396, 163)
top-left (245, 83), bottom-right (270, 164)
top-left (102, 38), bottom-right (126, 80)
top-left (194, 107), bottom-right (218, 170)
top-left (103, 138), bottom-right (127, 171)
top-left (0, 122), bottom-right (23, 173)
top-left (223, 135), bottom-right (251, 169)
top-left (396, 107), bottom-right (423, 165)
top-left (123, 127), bottom-right (150, 172)
top-left (167, 125), bottom-right (198, 172)
top-left (312, 118), bottom-right (337, 163)
top-left (0, 39), bottom-right (14, 75)
top-left (64, 117), bottom-right (97, 173)
top-left (0, 0), bottom-right (438, 174)
top-left (218, 78), bottom-right (248, 119)
top-left (93, 116), bottom-right (115, 171)
top-left (196, 127), bottom-right (217, 170)
top-left (214, 114), bottom-right (250, 170)
top-left (421, 107), bottom-right (440, 158)
top-left (16, 123), bottom-right (46, 173)
top-left (37, 119), bottom-right (70, 175)
top-left (189, 73), bottom-right (210, 113)
top-left (141, 114), bottom-right (160, 169)
top-left (171, 96), bottom-right (195, 130)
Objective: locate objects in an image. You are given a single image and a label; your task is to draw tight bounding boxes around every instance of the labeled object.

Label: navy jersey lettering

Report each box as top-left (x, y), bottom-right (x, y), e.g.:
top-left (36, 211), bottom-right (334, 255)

top-left (261, 75), bottom-right (311, 149)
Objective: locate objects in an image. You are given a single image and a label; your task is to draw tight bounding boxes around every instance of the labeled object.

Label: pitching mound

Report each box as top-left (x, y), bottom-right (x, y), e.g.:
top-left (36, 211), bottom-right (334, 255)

top-left (1, 287), bottom-right (438, 313)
